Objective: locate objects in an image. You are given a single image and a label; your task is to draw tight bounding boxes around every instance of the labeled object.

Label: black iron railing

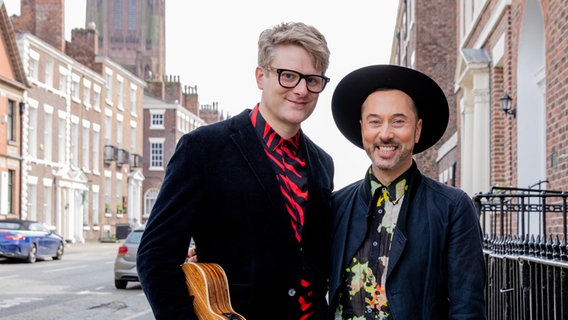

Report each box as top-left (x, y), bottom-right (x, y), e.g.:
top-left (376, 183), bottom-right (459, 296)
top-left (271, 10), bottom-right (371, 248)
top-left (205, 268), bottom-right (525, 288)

top-left (473, 186), bottom-right (568, 320)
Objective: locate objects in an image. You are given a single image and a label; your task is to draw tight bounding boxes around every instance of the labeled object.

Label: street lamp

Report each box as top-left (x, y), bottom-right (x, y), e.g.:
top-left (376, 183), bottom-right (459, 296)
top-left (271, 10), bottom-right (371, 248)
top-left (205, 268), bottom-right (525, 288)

top-left (500, 93), bottom-right (516, 117)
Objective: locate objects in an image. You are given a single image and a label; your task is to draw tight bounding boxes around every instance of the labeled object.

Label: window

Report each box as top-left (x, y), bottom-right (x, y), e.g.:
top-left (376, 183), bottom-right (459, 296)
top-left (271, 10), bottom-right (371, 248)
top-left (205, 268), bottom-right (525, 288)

top-left (28, 104), bottom-right (38, 158)
top-left (82, 122), bottom-right (90, 171)
top-left (93, 125), bottom-right (101, 173)
top-left (117, 76), bottom-right (124, 109)
top-left (43, 185), bottom-right (52, 225)
top-left (45, 59), bottom-right (54, 88)
top-left (8, 170), bottom-right (15, 213)
top-left (130, 125), bottom-right (136, 153)
top-left (150, 110), bottom-right (165, 129)
top-left (44, 109), bottom-right (53, 161)
top-left (177, 111), bottom-right (184, 132)
top-left (127, 0), bottom-right (136, 30)
top-left (57, 115), bottom-right (66, 163)
top-left (83, 80), bottom-right (91, 108)
top-left (5, 170), bottom-right (15, 214)
top-left (92, 188), bottom-right (100, 225)
top-left (149, 138), bottom-right (165, 169)
top-left (116, 116), bottom-right (123, 147)
top-left (130, 84), bottom-right (137, 115)
top-left (104, 174), bottom-right (111, 212)
top-left (83, 190), bottom-right (89, 226)
top-left (113, 0), bottom-right (123, 29)
top-left (27, 183), bottom-right (37, 221)
top-left (7, 100), bottom-right (15, 141)
top-left (104, 112), bottom-right (112, 145)
top-left (71, 74), bottom-right (80, 101)
top-left (59, 67), bottom-right (68, 93)
top-left (29, 50), bottom-right (39, 81)
top-left (93, 85), bottom-right (102, 111)
top-left (116, 174), bottom-right (123, 214)
top-left (151, 113), bottom-right (164, 127)
top-left (105, 69), bottom-right (113, 104)
top-left (71, 118), bottom-right (79, 167)
top-left (144, 188), bottom-right (159, 218)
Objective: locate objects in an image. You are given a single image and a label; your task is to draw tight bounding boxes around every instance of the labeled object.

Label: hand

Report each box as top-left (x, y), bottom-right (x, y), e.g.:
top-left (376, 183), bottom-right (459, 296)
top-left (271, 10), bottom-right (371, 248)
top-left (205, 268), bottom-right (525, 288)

top-left (186, 247), bottom-right (198, 263)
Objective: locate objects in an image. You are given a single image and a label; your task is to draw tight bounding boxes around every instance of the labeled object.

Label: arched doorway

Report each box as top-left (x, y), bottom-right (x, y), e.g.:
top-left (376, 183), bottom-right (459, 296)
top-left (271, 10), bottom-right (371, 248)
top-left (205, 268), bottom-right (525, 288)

top-left (517, 0), bottom-right (546, 189)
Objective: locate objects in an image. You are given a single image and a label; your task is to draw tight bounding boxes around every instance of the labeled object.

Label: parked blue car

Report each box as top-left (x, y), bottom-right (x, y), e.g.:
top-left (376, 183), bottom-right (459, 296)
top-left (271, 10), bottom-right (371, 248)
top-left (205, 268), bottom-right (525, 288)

top-left (0, 219), bottom-right (65, 263)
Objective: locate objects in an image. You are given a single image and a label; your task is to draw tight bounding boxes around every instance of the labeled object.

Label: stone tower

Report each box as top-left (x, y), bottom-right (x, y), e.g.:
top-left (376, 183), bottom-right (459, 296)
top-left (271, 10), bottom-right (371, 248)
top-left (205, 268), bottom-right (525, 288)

top-left (85, 0), bottom-right (165, 81)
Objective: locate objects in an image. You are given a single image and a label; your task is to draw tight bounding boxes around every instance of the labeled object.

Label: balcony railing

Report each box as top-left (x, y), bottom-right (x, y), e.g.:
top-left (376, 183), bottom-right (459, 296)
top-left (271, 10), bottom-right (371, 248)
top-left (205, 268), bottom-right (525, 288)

top-left (116, 148), bottom-right (129, 166)
top-left (104, 145), bottom-right (117, 164)
top-left (130, 153), bottom-right (143, 168)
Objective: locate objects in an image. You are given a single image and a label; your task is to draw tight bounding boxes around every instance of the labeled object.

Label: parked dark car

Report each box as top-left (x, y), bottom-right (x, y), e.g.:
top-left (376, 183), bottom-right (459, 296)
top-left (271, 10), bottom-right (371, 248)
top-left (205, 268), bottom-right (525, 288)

top-left (0, 219), bottom-right (65, 263)
top-left (114, 226), bottom-right (144, 289)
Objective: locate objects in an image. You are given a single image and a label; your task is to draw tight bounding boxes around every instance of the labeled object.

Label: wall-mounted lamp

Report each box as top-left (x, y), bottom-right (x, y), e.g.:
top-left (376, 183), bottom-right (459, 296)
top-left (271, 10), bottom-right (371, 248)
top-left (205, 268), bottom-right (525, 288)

top-left (500, 93), bottom-right (516, 117)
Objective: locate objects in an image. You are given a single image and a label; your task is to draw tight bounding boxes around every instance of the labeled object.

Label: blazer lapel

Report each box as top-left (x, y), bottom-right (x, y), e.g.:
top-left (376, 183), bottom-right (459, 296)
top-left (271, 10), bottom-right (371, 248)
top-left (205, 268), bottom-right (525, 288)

top-left (386, 163), bottom-right (421, 278)
top-left (228, 111), bottom-right (298, 243)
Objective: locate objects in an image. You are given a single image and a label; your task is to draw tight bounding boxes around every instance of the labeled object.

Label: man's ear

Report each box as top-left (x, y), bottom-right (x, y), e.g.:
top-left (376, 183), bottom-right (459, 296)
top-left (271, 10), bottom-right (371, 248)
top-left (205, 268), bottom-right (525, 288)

top-left (415, 118), bottom-right (423, 144)
top-left (255, 66), bottom-right (264, 90)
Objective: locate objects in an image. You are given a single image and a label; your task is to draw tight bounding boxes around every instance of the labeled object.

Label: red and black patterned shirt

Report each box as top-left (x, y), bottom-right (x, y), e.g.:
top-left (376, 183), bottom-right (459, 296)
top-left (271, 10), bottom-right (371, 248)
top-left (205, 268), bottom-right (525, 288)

top-left (250, 105), bottom-right (315, 319)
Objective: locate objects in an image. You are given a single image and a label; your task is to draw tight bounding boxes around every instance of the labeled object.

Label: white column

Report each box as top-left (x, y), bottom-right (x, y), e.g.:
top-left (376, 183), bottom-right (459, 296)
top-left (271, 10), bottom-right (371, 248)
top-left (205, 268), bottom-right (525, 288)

top-left (460, 91), bottom-right (474, 195)
top-left (471, 70), bottom-right (490, 195)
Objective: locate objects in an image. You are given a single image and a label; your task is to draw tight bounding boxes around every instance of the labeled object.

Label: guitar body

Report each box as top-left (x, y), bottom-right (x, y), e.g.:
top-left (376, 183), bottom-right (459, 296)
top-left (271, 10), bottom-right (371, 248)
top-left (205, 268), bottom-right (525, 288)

top-left (182, 262), bottom-right (246, 320)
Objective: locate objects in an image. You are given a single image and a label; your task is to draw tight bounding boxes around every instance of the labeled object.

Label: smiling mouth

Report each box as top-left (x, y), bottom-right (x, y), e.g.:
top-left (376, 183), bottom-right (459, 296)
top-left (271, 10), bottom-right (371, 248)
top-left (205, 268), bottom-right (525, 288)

top-left (379, 145), bottom-right (397, 152)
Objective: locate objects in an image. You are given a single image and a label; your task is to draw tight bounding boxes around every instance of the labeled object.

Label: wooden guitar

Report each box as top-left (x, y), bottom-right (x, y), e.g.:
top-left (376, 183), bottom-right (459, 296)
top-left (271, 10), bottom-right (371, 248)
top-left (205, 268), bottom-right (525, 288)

top-left (181, 262), bottom-right (246, 320)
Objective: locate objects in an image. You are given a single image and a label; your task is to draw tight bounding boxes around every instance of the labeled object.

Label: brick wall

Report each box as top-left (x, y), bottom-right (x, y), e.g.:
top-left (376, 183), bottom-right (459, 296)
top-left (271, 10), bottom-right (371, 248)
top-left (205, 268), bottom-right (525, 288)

top-left (11, 0), bottom-right (65, 51)
top-left (411, 0), bottom-right (458, 182)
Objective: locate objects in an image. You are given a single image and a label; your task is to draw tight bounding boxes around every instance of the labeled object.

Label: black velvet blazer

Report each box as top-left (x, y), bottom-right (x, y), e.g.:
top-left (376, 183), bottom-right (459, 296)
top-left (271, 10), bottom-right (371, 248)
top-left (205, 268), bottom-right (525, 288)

top-left (137, 109), bottom-right (334, 320)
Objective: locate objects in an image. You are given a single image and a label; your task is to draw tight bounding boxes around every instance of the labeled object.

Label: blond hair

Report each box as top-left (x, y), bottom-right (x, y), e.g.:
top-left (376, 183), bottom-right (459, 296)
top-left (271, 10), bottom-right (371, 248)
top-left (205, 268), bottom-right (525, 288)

top-left (257, 22), bottom-right (330, 74)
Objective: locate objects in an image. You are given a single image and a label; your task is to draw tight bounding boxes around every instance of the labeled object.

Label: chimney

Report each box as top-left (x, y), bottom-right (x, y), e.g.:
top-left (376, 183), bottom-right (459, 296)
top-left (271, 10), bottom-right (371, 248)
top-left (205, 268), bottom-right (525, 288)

top-left (17, 0), bottom-right (65, 51)
top-left (70, 22), bottom-right (98, 54)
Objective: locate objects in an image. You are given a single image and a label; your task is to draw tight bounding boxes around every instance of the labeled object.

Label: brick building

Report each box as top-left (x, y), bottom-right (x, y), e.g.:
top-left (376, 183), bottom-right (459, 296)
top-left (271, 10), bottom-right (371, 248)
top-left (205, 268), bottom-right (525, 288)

top-left (8, 0), bottom-right (145, 242)
top-left (391, 0), bottom-right (568, 242)
top-left (4, 0), bottom-right (227, 233)
top-left (0, 2), bottom-right (28, 219)
top-left (86, 0), bottom-right (224, 220)
top-left (391, 0), bottom-right (458, 186)
top-left (141, 86), bottom-right (206, 221)
top-left (391, 0), bottom-right (568, 199)
top-left (85, 0), bottom-right (165, 82)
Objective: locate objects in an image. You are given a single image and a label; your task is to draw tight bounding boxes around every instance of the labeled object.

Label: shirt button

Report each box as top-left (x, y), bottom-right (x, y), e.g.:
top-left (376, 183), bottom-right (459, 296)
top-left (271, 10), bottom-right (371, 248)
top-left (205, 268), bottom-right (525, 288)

top-left (288, 288), bottom-right (296, 296)
top-left (373, 241), bottom-right (378, 247)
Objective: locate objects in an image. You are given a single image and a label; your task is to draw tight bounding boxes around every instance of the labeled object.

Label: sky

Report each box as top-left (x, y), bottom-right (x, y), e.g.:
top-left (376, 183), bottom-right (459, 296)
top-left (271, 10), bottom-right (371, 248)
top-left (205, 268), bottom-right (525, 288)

top-left (4, 0), bottom-right (399, 189)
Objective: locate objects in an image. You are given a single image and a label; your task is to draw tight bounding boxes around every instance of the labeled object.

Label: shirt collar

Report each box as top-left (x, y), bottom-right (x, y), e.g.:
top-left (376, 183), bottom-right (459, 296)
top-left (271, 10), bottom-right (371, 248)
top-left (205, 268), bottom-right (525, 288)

top-left (250, 104), bottom-right (302, 151)
top-left (368, 166), bottom-right (409, 204)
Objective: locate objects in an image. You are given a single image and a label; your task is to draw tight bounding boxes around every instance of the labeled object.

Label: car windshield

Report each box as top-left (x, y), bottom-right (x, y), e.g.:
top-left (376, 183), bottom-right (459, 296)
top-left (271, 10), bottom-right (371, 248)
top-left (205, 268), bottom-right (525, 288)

top-left (125, 230), bottom-right (144, 244)
top-left (0, 222), bottom-right (22, 230)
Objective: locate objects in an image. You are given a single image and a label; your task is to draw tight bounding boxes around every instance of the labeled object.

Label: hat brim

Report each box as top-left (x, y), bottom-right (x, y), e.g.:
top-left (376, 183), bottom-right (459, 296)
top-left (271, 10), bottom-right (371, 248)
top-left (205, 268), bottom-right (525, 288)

top-left (331, 65), bottom-right (449, 154)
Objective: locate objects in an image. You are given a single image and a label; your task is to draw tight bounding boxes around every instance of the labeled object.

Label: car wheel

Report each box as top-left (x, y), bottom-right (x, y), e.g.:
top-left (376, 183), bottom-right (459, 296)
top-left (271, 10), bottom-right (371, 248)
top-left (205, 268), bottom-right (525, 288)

top-left (53, 243), bottom-right (64, 260)
top-left (115, 279), bottom-right (128, 289)
top-left (26, 244), bottom-right (37, 263)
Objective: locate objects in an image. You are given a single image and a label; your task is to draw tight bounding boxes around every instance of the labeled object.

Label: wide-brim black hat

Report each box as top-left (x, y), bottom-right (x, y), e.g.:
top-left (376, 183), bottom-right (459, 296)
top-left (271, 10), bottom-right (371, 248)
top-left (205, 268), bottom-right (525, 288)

top-left (332, 65), bottom-right (449, 154)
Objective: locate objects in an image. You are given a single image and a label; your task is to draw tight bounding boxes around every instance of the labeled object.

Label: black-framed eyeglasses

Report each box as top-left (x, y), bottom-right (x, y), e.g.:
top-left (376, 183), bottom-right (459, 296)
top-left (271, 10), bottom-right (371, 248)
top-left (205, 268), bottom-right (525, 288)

top-left (265, 65), bottom-right (330, 93)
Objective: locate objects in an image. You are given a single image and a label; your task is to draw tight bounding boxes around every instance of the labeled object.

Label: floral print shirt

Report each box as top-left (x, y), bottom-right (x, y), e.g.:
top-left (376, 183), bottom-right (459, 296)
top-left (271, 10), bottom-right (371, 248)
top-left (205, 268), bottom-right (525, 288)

top-left (335, 167), bottom-right (408, 320)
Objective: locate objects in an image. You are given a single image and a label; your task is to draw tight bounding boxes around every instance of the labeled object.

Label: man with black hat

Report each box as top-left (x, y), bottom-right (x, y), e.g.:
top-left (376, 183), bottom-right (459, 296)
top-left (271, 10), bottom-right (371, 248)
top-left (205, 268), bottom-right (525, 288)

top-left (328, 65), bottom-right (486, 319)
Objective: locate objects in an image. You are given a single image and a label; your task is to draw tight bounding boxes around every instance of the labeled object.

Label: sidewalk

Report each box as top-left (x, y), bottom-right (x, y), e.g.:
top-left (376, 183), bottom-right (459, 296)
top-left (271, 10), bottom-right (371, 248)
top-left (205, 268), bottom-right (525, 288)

top-left (63, 240), bottom-right (121, 255)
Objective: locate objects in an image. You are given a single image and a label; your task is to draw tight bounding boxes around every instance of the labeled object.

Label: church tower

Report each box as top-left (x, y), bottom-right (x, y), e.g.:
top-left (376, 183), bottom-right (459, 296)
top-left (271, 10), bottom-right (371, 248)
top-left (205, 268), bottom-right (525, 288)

top-left (85, 0), bottom-right (165, 81)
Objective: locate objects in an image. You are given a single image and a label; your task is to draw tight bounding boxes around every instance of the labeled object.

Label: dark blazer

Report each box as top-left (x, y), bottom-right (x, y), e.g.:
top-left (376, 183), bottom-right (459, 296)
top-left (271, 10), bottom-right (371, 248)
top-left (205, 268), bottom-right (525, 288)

top-left (329, 163), bottom-right (486, 319)
top-left (137, 109), bottom-right (334, 320)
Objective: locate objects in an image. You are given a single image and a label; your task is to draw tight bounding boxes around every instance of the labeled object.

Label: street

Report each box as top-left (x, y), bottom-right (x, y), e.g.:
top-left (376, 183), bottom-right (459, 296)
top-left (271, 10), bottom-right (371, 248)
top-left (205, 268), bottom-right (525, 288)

top-left (0, 241), bottom-right (154, 320)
